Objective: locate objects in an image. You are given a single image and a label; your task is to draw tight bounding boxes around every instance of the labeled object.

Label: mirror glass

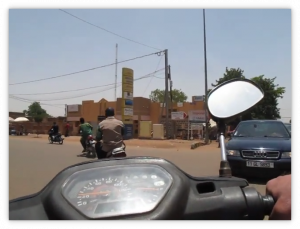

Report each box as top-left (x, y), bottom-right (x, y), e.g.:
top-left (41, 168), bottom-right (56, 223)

top-left (208, 80), bottom-right (263, 119)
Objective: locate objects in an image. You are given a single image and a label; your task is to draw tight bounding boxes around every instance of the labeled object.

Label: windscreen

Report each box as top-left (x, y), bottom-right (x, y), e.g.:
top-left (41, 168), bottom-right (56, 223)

top-left (285, 124), bottom-right (291, 132)
top-left (233, 122), bottom-right (290, 138)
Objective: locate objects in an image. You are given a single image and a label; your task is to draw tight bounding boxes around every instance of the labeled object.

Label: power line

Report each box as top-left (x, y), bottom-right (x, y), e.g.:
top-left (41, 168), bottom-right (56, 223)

top-left (9, 95), bottom-right (65, 108)
top-left (10, 71), bottom-right (165, 102)
top-left (59, 9), bottom-right (162, 51)
top-left (142, 53), bottom-right (164, 97)
top-left (10, 69), bottom-right (164, 96)
top-left (9, 51), bottom-right (163, 86)
top-left (13, 84), bottom-right (119, 102)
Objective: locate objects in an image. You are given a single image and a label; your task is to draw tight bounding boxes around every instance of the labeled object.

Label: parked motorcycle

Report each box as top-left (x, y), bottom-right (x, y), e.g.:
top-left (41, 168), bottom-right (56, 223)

top-left (10, 79), bottom-right (277, 220)
top-left (48, 129), bottom-right (64, 144)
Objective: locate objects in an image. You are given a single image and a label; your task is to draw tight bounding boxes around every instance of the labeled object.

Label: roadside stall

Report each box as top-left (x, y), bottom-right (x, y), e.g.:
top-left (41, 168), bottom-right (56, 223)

top-left (14, 117), bottom-right (29, 135)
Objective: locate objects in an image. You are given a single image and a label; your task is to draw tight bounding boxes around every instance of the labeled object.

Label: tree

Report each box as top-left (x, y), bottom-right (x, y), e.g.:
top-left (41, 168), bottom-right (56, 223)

top-left (212, 67), bottom-right (245, 87)
top-left (149, 89), bottom-right (188, 103)
top-left (23, 102), bottom-right (49, 137)
top-left (248, 75), bottom-right (285, 120)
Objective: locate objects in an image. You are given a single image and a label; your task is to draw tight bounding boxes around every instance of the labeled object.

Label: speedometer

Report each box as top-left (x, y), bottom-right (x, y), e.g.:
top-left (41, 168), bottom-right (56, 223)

top-left (76, 178), bottom-right (130, 211)
top-left (62, 165), bottom-right (173, 219)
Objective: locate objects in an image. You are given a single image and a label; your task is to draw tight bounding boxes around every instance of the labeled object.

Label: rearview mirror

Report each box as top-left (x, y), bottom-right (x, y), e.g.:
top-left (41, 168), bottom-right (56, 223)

top-left (206, 79), bottom-right (264, 178)
top-left (207, 79), bottom-right (264, 122)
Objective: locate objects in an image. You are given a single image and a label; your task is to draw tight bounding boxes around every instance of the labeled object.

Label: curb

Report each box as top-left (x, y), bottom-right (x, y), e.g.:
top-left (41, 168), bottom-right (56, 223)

top-left (190, 141), bottom-right (206, 149)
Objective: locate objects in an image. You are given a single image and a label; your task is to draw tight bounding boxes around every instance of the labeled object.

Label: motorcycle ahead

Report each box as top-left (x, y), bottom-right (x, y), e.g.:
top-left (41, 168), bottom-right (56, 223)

top-left (10, 79), bottom-right (275, 220)
top-left (106, 142), bottom-right (127, 158)
top-left (89, 139), bottom-right (127, 159)
top-left (85, 135), bottom-right (97, 158)
top-left (48, 129), bottom-right (64, 145)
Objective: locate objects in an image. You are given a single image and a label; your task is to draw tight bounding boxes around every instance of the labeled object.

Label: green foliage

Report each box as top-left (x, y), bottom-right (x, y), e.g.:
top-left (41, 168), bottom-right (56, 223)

top-left (212, 67), bottom-right (245, 87)
top-left (248, 75), bottom-right (285, 120)
top-left (149, 89), bottom-right (188, 103)
top-left (23, 102), bottom-right (49, 123)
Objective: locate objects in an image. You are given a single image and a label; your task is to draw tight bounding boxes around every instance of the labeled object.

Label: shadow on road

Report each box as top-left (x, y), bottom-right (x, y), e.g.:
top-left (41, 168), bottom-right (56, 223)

top-left (76, 152), bottom-right (96, 159)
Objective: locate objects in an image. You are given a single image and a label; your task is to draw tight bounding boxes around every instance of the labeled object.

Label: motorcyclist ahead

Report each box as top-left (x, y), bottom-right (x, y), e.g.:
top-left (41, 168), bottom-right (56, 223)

top-left (95, 107), bottom-right (124, 159)
top-left (49, 122), bottom-right (59, 139)
top-left (79, 117), bottom-right (93, 153)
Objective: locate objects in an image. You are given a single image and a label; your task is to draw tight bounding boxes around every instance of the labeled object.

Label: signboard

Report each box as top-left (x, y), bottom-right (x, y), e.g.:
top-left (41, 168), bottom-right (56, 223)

top-left (188, 110), bottom-right (207, 122)
top-left (122, 68), bottom-right (134, 139)
top-left (171, 111), bottom-right (187, 120)
top-left (124, 108), bottom-right (133, 116)
top-left (124, 92), bottom-right (133, 100)
top-left (177, 102), bottom-right (183, 107)
top-left (67, 105), bottom-right (79, 112)
top-left (193, 96), bottom-right (204, 102)
top-left (190, 123), bottom-right (203, 129)
top-left (124, 124), bottom-right (133, 139)
top-left (124, 99), bottom-right (133, 106)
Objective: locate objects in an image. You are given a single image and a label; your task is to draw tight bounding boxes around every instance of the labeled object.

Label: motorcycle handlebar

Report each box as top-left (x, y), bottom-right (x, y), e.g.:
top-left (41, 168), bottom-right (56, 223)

top-left (241, 187), bottom-right (274, 218)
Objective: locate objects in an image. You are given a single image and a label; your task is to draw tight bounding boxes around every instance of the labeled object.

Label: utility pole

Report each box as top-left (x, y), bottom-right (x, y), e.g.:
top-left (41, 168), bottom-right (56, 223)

top-left (169, 65), bottom-right (175, 139)
top-left (114, 44), bottom-right (118, 100)
top-left (203, 9), bottom-right (209, 144)
top-left (164, 49), bottom-right (169, 139)
top-left (169, 65), bottom-right (172, 103)
top-left (65, 104), bottom-right (68, 122)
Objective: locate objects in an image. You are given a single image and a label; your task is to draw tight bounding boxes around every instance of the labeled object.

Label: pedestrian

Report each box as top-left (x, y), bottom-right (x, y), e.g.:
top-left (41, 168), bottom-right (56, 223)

top-left (65, 122), bottom-right (70, 137)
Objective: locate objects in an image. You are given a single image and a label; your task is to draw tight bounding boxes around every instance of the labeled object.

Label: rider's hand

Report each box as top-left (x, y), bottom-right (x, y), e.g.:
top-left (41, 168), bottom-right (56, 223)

top-left (266, 174), bottom-right (291, 220)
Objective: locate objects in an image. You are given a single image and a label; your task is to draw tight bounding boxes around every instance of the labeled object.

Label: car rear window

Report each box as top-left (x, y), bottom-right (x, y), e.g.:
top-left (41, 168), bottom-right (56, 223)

top-left (234, 122), bottom-right (290, 138)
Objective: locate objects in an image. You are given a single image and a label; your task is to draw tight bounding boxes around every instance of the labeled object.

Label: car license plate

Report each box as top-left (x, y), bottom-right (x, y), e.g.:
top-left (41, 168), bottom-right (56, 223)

top-left (246, 161), bottom-right (274, 168)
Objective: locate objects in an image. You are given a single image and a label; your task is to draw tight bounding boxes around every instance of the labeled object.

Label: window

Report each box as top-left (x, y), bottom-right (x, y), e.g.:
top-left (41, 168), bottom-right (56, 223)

top-left (285, 124), bottom-right (291, 132)
top-left (234, 122), bottom-right (290, 138)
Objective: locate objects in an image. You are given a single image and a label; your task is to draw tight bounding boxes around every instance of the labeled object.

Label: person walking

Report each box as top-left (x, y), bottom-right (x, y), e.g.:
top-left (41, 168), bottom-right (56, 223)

top-left (65, 122), bottom-right (70, 137)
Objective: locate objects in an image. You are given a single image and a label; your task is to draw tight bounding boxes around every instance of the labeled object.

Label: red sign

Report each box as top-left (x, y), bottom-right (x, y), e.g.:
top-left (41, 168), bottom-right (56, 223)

top-left (171, 111), bottom-right (187, 120)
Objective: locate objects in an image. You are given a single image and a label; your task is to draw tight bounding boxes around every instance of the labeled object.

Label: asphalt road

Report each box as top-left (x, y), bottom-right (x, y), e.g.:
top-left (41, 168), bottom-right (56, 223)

top-left (9, 137), bottom-right (267, 200)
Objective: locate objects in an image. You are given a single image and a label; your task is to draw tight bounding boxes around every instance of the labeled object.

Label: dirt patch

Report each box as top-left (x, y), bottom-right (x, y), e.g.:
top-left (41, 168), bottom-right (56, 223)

top-left (124, 139), bottom-right (195, 149)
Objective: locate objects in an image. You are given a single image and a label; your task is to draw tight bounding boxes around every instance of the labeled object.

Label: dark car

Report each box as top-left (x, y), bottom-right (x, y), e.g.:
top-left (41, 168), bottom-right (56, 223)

top-left (226, 120), bottom-right (291, 178)
top-left (9, 128), bottom-right (17, 135)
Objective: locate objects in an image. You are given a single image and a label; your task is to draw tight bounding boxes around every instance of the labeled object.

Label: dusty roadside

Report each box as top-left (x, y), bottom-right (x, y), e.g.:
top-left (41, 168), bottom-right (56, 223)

top-left (9, 134), bottom-right (219, 150)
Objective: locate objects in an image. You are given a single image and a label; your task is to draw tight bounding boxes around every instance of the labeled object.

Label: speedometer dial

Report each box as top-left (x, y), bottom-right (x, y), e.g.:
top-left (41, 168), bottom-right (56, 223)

top-left (62, 165), bottom-right (173, 219)
top-left (76, 178), bottom-right (130, 212)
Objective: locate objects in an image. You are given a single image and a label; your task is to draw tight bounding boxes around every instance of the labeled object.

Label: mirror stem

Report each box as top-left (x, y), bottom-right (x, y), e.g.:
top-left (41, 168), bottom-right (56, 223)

top-left (218, 120), bottom-right (232, 177)
top-left (219, 134), bottom-right (227, 161)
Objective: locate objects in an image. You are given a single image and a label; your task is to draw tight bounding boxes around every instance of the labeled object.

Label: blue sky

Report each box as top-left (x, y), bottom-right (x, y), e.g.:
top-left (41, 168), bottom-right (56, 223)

top-left (9, 9), bottom-right (291, 122)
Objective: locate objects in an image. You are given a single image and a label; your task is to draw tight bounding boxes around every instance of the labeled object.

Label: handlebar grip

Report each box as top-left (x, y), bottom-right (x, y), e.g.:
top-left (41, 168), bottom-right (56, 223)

top-left (242, 187), bottom-right (275, 219)
top-left (261, 195), bottom-right (275, 216)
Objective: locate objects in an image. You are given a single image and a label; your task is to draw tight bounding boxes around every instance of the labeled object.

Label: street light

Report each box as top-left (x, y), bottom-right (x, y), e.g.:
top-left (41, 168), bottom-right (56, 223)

top-left (203, 9), bottom-right (209, 144)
